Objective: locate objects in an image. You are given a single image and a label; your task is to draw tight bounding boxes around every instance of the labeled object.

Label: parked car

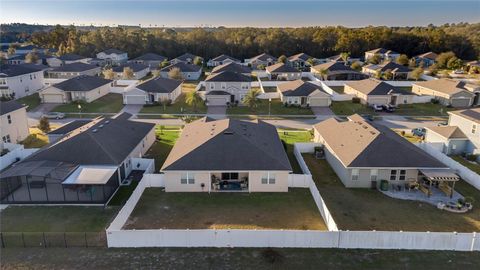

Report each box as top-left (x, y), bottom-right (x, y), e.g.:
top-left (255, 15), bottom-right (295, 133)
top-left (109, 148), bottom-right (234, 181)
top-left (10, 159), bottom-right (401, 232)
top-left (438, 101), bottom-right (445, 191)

top-left (381, 104), bottom-right (395, 112)
top-left (437, 121), bottom-right (448, 126)
top-left (411, 127), bottom-right (426, 137)
top-left (43, 112), bottom-right (65, 119)
top-left (371, 104), bottom-right (383, 112)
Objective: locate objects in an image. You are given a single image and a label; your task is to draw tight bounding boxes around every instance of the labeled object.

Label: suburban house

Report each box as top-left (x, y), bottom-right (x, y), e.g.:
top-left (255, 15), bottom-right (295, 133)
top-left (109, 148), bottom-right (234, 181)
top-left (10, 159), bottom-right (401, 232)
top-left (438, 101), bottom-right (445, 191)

top-left (6, 53), bottom-right (53, 65)
top-left (362, 61), bottom-right (411, 80)
top-left (0, 100), bottom-right (29, 144)
top-left (161, 117), bottom-right (292, 192)
top-left (207, 54), bottom-right (241, 67)
top-left (39, 75), bottom-right (112, 103)
top-left (287, 53), bottom-right (312, 69)
top-left (160, 62), bottom-right (202, 81)
top-left (344, 78), bottom-right (414, 106)
top-left (46, 63), bottom-right (101, 79)
top-left (130, 53), bottom-right (167, 69)
top-left (211, 62), bottom-right (252, 76)
top-left (111, 63), bottom-right (150, 80)
top-left (0, 64), bottom-right (45, 99)
top-left (123, 77), bottom-right (182, 105)
top-left (94, 49), bottom-right (128, 66)
top-left (414, 52), bottom-right (438, 67)
top-left (47, 53), bottom-right (92, 67)
top-left (311, 62), bottom-right (368, 80)
top-left (313, 114), bottom-right (453, 188)
top-left (364, 48), bottom-right (400, 62)
top-left (170, 53), bottom-right (202, 65)
top-left (412, 79), bottom-right (478, 107)
top-left (14, 45), bottom-right (56, 55)
top-left (0, 113), bottom-right (156, 204)
top-left (324, 54), bottom-right (354, 64)
top-left (265, 63), bottom-right (302, 80)
top-left (47, 120), bottom-right (91, 143)
top-left (426, 108), bottom-right (480, 159)
top-left (277, 80), bottom-right (331, 107)
top-left (245, 53), bottom-right (277, 69)
top-left (204, 71), bottom-right (251, 106)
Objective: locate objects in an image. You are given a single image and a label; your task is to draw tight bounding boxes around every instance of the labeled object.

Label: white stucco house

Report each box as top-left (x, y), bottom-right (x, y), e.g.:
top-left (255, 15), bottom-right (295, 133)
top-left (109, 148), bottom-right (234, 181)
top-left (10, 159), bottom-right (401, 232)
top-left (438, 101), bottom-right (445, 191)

top-left (112, 63), bottom-right (150, 80)
top-left (265, 63), bottom-right (302, 81)
top-left (123, 77), bottom-right (182, 105)
top-left (95, 49), bottom-right (128, 66)
top-left (277, 80), bottom-right (331, 107)
top-left (204, 71), bottom-right (252, 106)
top-left (0, 64), bottom-right (45, 99)
top-left (364, 48), bottom-right (400, 62)
top-left (344, 78), bottom-right (414, 106)
top-left (245, 53), bottom-right (277, 69)
top-left (159, 62), bottom-right (202, 81)
top-left (39, 75), bottom-right (112, 104)
top-left (0, 100), bottom-right (29, 144)
top-left (207, 54), bottom-right (241, 67)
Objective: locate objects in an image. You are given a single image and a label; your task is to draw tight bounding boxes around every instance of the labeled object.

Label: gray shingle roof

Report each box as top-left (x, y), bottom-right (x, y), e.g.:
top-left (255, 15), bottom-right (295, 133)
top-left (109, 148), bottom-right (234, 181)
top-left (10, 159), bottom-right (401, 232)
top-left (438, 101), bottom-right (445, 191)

top-left (211, 54), bottom-right (240, 62)
top-left (211, 62), bottom-right (251, 74)
top-left (0, 64), bottom-right (42, 77)
top-left (365, 48), bottom-right (399, 55)
top-left (162, 118), bottom-right (292, 171)
top-left (137, 77), bottom-right (182, 93)
top-left (0, 100), bottom-right (24, 116)
top-left (250, 53), bottom-right (277, 62)
top-left (58, 54), bottom-right (89, 61)
top-left (345, 79), bottom-right (411, 96)
top-left (288, 53), bottom-right (311, 62)
top-left (48, 120), bottom-right (91, 135)
top-left (266, 63), bottom-right (300, 73)
top-left (449, 108), bottom-right (480, 124)
top-left (112, 63), bottom-right (149, 72)
top-left (312, 62), bottom-right (356, 73)
top-left (133, 53), bottom-right (167, 61)
top-left (101, 49), bottom-right (125, 55)
top-left (277, 80), bottom-right (329, 97)
top-left (174, 53), bottom-right (201, 62)
top-left (160, 62), bottom-right (201, 72)
top-left (53, 75), bottom-right (112, 92)
top-left (50, 62), bottom-right (98, 72)
top-left (205, 71), bottom-right (251, 82)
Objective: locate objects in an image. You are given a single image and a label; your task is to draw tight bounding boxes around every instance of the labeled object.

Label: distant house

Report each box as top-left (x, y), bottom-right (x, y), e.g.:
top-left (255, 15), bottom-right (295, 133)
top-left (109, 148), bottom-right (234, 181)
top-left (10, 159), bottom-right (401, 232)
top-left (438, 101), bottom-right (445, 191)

top-left (0, 113), bottom-right (156, 204)
top-left (265, 63), bottom-right (302, 81)
top-left (112, 63), bottom-right (150, 80)
top-left (170, 53), bottom-right (202, 65)
top-left (412, 79), bottom-right (478, 107)
top-left (47, 54), bottom-right (92, 67)
top-left (414, 52), bottom-right (438, 67)
top-left (0, 64), bottom-right (45, 99)
top-left (362, 61), bottom-right (411, 80)
top-left (344, 78), bottom-right (414, 106)
top-left (287, 53), bottom-right (312, 69)
top-left (39, 75), bottom-right (112, 103)
top-left (207, 54), bottom-right (241, 67)
top-left (277, 80), bottom-right (331, 107)
top-left (130, 53), bottom-right (167, 69)
top-left (211, 62), bottom-right (252, 76)
top-left (123, 77), bottom-right (182, 105)
top-left (364, 48), bottom-right (400, 62)
top-left (204, 71), bottom-right (251, 106)
top-left (47, 120), bottom-right (91, 143)
top-left (46, 63), bottom-right (101, 79)
top-left (6, 53), bottom-right (53, 65)
top-left (161, 117), bottom-right (292, 192)
top-left (159, 62), bottom-right (202, 81)
top-left (313, 114), bottom-right (454, 188)
top-left (245, 53), bottom-right (277, 68)
top-left (311, 62), bottom-right (368, 80)
top-left (14, 45), bottom-right (57, 55)
top-left (0, 100), bottom-right (29, 143)
top-left (324, 54), bottom-right (354, 64)
top-left (95, 49), bottom-right (128, 66)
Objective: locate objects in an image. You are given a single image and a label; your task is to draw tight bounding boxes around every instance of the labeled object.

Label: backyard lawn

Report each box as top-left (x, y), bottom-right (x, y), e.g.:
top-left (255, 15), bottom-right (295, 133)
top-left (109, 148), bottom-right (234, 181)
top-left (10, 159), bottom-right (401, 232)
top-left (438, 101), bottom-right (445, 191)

top-left (278, 129), bottom-right (312, 173)
top-left (394, 129), bottom-right (423, 143)
top-left (139, 93), bottom-right (207, 114)
top-left (328, 86), bottom-right (344, 93)
top-left (451, 156), bottom-right (480, 174)
top-left (227, 99), bottom-right (313, 115)
top-left (52, 93), bottom-right (124, 114)
top-left (16, 93), bottom-right (41, 111)
top-left (123, 188), bottom-right (326, 230)
top-left (303, 155), bottom-right (480, 232)
top-left (262, 86), bottom-right (277, 93)
top-left (20, 127), bottom-right (50, 148)
top-left (143, 126), bottom-right (181, 172)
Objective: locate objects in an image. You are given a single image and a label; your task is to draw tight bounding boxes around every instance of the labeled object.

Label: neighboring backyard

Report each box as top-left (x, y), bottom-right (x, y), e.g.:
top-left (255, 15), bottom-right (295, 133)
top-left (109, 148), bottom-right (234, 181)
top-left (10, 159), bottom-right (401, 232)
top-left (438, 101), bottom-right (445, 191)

top-left (331, 101), bottom-right (452, 116)
top-left (52, 93), bottom-right (124, 115)
top-left (16, 93), bottom-right (41, 111)
top-left (303, 155), bottom-right (480, 232)
top-left (227, 99), bottom-right (314, 115)
top-left (451, 156), bottom-right (480, 174)
top-left (278, 129), bottom-right (313, 173)
top-left (143, 126), bottom-right (181, 172)
top-left (123, 188), bottom-right (327, 230)
top-left (139, 93), bottom-right (207, 114)
top-left (20, 127), bottom-right (56, 148)
top-left (328, 86), bottom-right (344, 93)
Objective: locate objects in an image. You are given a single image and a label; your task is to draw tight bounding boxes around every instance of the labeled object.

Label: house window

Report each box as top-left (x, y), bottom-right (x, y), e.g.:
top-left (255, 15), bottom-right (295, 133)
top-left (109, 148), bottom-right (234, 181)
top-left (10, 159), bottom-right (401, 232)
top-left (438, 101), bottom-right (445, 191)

top-left (370, 169), bottom-right (378, 181)
top-left (2, 135), bottom-right (11, 143)
top-left (261, 172), bottom-right (276, 184)
top-left (181, 172), bottom-right (195, 184)
top-left (210, 83), bottom-right (214, 90)
top-left (351, 169), bottom-right (359, 181)
top-left (221, 172), bottom-right (239, 180)
top-left (472, 124), bottom-right (477, 134)
top-left (7, 115), bottom-right (12, 124)
top-left (399, 170), bottom-right (406, 181)
top-left (390, 170), bottom-right (397, 181)
top-left (221, 83), bottom-right (226, 90)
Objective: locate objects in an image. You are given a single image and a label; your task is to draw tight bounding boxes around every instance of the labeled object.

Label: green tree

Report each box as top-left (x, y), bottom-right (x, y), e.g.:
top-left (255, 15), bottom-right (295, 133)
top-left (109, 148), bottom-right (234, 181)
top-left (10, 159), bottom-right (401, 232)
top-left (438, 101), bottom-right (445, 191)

top-left (382, 69), bottom-right (393, 80)
top-left (277, 55), bottom-right (287, 64)
top-left (7, 46), bottom-right (15, 55)
top-left (151, 69), bottom-right (161, 77)
top-left (193, 56), bottom-right (202, 66)
top-left (160, 59), bottom-right (170, 68)
top-left (374, 70), bottom-right (382, 79)
top-left (242, 88), bottom-right (262, 111)
top-left (24, 52), bottom-right (39, 63)
top-left (447, 57), bottom-right (463, 70)
top-left (350, 61), bottom-right (362, 71)
top-left (123, 67), bottom-right (134, 79)
top-left (306, 57), bottom-right (316, 67)
top-left (257, 64), bottom-right (266, 70)
top-left (38, 117), bottom-right (51, 133)
top-left (340, 52), bottom-right (350, 64)
top-left (185, 90), bottom-right (202, 112)
top-left (408, 58), bottom-right (418, 68)
top-left (103, 69), bottom-right (115, 80)
top-left (411, 67), bottom-right (424, 81)
top-left (168, 67), bottom-right (183, 80)
top-left (396, 54), bottom-right (409, 66)
top-left (316, 68), bottom-right (328, 80)
top-left (368, 54), bottom-right (382, 64)
top-left (436, 52), bottom-right (456, 69)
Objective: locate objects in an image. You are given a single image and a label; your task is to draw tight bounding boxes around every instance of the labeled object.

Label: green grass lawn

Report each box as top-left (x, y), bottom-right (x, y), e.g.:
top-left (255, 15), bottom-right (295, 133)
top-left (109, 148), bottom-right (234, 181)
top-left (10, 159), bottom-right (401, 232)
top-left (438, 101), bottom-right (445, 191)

top-left (52, 93), bottom-right (124, 114)
top-left (124, 188), bottom-right (326, 230)
top-left (0, 206), bottom-right (119, 232)
top-left (139, 93), bottom-right (207, 114)
top-left (395, 103), bottom-right (453, 116)
top-left (16, 93), bottom-right (41, 111)
top-left (227, 99), bottom-right (313, 115)
top-left (20, 127), bottom-right (49, 148)
top-left (304, 155), bottom-right (480, 232)
top-left (262, 86), bottom-right (277, 93)
top-left (330, 101), bottom-right (373, 116)
top-left (329, 86), bottom-right (344, 93)
top-left (278, 130), bottom-right (312, 173)
top-left (451, 156), bottom-right (480, 174)
top-left (397, 86), bottom-right (412, 92)
top-left (143, 127), bottom-right (181, 172)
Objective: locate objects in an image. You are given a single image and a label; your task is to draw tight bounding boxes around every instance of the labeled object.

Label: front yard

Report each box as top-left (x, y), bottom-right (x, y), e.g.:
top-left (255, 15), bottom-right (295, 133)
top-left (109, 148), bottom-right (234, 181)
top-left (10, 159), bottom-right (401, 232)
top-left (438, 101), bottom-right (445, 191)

top-left (139, 93), bottom-right (207, 114)
top-left (330, 101), bottom-right (373, 116)
top-left (331, 101), bottom-right (452, 116)
top-left (17, 93), bottom-right (41, 111)
top-left (303, 155), bottom-right (480, 232)
top-left (123, 188), bottom-right (327, 230)
top-left (227, 99), bottom-right (313, 115)
top-left (52, 93), bottom-right (124, 115)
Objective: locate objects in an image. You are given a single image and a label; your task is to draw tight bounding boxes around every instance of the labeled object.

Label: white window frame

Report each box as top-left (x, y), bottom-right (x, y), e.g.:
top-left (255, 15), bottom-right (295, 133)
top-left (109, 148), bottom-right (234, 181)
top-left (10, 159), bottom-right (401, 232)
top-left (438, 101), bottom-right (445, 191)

top-left (370, 169), bottom-right (378, 181)
top-left (351, 169), bottom-right (359, 181)
top-left (261, 172), bottom-right (276, 184)
top-left (181, 172), bottom-right (195, 184)
top-left (472, 124), bottom-right (477, 134)
top-left (399, 170), bottom-right (406, 181)
top-left (390, 170), bottom-right (397, 181)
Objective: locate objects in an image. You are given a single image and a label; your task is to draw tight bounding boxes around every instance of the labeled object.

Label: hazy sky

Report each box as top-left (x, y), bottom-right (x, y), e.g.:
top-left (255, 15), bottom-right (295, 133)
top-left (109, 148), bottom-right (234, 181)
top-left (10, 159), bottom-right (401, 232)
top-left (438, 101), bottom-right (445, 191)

top-left (1, 0), bottom-right (479, 27)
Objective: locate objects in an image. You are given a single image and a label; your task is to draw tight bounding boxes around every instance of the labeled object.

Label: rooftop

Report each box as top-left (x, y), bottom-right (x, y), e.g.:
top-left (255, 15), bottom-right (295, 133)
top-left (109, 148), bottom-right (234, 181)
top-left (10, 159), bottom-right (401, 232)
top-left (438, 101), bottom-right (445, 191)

top-left (112, 62), bottom-right (149, 72)
top-left (136, 77), bottom-right (182, 93)
top-left (426, 126), bottom-right (468, 139)
top-left (345, 78), bottom-right (411, 96)
top-left (100, 48), bottom-right (126, 55)
top-left (52, 75), bottom-right (112, 92)
top-left (160, 62), bottom-right (201, 72)
top-left (0, 64), bottom-right (43, 77)
top-left (211, 54), bottom-right (240, 62)
top-left (58, 53), bottom-right (90, 61)
top-left (0, 100), bottom-right (25, 116)
top-left (211, 62), bottom-right (251, 74)
top-left (205, 71), bottom-right (252, 82)
top-left (249, 53), bottom-right (277, 62)
top-left (414, 78), bottom-right (478, 96)
top-left (265, 62), bottom-right (300, 73)
top-left (448, 108), bottom-right (480, 124)
top-left (277, 80), bottom-right (330, 97)
top-left (50, 62), bottom-right (98, 72)
top-left (288, 53), bottom-right (311, 62)
top-left (133, 53), bottom-right (167, 61)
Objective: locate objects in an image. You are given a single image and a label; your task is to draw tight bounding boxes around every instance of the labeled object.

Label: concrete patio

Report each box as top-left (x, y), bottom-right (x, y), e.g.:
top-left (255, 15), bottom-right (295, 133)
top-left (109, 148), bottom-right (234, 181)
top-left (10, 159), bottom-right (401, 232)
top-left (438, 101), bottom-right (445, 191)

top-left (381, 186), bottom-right (464, 207)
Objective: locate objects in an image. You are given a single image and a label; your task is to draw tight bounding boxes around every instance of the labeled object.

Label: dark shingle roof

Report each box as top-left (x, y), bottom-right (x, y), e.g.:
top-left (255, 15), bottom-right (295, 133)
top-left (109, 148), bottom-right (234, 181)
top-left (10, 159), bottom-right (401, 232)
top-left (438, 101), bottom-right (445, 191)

top-left (101, 49), bottom-right (125, 55)
top-left (211, 62), bottom-right (251, 74)
top-left (174, 53), bottom-right (201, 62)
top-left (133, 53), bottom-right (167, 62)
top-left (0, 100), bottom-right (25, 116)
top-left (265, 63), bottom-right (300, 73)
top-left (277, 80), bottom-right (329, 97)
top-left (48, 120), bottom-right (92, 135)
top-left (312, 62), bottom-right (356, 72)
top-left (205, 71), bottom-right (252, 82)
top-left (112, 63), bottom-right (149, 72)
top-left (50, 62), bottom-right (98, 72)
top-left (160, 62), bottom-right (201, 72)
top-left (0, 64), bottom-right (42, 77)
top-left (58, 54), bottom-right (89, 61)
top-left (53, 75), bottom-right (112, 92)
top-left (250, 53), bottom-right (277, 62)
top-left (376, 61), bottom-right (411, 73)
top-left (211, 54), bottom-right (240, 62)
top-left (162, 118), bottom-right (292, 171)
top-left (345, 79), bottom-right (411, 96)
top-left (137, 77), bottom-right (182, 93)
top-left (366, 48), bottom-right (399, 55)
top-left (288, 53), bottom-right (311, 62)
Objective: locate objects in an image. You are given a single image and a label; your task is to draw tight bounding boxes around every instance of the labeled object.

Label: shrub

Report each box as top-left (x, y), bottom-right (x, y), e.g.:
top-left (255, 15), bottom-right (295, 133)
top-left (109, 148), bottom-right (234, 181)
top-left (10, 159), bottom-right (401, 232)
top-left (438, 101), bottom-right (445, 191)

top-left (466, 154), bottom-right (478, 161)
top-left (352, 97), bottom-right (361, 104)
top-left (430, 98), bottom-right (439, 104)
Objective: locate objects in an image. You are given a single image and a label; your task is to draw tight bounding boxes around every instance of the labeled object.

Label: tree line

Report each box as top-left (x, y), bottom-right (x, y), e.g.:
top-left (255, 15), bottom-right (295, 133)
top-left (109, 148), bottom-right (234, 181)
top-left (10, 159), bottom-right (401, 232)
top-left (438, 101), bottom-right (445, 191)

top-left (4, 23), bottom-right (480, 60)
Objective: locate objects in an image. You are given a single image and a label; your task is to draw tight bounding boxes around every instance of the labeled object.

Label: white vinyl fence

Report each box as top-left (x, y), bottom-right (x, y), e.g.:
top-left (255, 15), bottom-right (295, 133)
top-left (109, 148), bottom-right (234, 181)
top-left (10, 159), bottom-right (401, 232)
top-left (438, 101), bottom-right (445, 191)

top-left (0, 144), bottom-right (38, 171)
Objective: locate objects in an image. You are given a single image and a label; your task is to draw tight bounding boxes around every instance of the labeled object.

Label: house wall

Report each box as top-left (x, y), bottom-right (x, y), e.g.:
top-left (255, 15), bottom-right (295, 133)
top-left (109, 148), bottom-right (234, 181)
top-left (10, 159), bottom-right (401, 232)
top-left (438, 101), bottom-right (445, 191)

top-left (152, 84), bottom-right (182, 103)
top-left (160, 71), bottom-right (201, 81)
top-left (122, 127), bottom-right (156, 178)
top-left (249, 171), bottom-right (289, 192)
top-left (206, 81), bottom-right (251, 102)
top-left (71, 83), bottom-right (111, 103)
top-left (39, 86), bottom-right (69, 103)
top-left (449, 114), bottom-right (480, 156)
top-left (412, 85), bottom-right (474, 107)
top-left (96, 52), bottom-right (128, 65)
top-left (47, 67), bottom-right (101, 79)
top-left (0, 71), bottom-right (44, 99)
top-left (0, 107), bottom-right (29, 143)
top-left (424, 130), bottom-right (468, 155)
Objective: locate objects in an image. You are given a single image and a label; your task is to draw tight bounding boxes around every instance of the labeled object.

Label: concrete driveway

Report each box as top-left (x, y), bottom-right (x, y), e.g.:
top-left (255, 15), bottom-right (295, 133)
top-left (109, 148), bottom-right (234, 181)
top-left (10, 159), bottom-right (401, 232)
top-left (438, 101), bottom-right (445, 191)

top-left (311, 107), bottom-right (334, 118)
top-left (120, 105), bottom-right (142, 117)
top-left (207, 106), bottom-right (227, 119)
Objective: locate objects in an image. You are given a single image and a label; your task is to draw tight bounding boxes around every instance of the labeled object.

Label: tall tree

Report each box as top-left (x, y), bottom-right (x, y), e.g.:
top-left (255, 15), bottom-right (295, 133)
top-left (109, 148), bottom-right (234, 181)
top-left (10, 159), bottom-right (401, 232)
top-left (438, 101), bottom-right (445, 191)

top-left (123, 67), bottom-right (134, 79)
top-left (38, 117), bottom-right (51, 133)
top-left (242, 88), bottom-right (261, 111)
top-left (411, 67), bottom-right (424, 81)
top-left (185, 90), bottom-right (202, 112)
top-left (340, 52), bottom-right (350, 64)
top-left (277, 55), bottom-right (287, 64)
top-left (24, 52), bottom-right (39, 63)
top-left (396, 54), bottom-right (409, 66)
top-left (103, 69), bottom-right (115, 80)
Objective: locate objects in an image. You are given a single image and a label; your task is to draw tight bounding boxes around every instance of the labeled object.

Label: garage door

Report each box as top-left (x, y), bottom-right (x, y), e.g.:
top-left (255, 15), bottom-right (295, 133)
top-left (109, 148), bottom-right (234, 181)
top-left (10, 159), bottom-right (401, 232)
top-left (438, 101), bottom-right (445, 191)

top-left (124, 95), bottom-right (146, 105)
top-left (207, 97), bottom-right (228, 106)
top-left (43, 94), bottom-right (64, 103)
top-left (451, 98), bottom-right (471, 108)
top-left (368, 97), bottom-right (389, 105)
top-left (309, 97), bottom-right (330, 107)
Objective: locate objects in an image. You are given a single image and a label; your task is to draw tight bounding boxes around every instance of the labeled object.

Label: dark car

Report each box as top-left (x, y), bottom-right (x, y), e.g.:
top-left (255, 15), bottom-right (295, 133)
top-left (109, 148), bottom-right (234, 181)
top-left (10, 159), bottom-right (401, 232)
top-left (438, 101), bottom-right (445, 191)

top-left (381, 104), bottom-right (395, 112)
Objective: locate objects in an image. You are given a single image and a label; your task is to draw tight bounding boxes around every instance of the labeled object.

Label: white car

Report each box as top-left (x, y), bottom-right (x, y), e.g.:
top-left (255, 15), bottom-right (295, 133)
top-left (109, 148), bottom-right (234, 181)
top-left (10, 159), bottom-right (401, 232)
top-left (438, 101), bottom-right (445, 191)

top-left (371, 104), bottom-right (383, 112)
top-left (42, 112), bottom-right (65, 119)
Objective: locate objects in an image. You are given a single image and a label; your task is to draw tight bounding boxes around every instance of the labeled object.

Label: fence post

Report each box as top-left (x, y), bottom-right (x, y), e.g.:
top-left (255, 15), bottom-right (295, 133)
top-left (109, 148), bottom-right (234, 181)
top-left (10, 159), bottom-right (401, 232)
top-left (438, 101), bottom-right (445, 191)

top-left (0, 232), bottom-right (4, 248)
top-left (43, 232), bottom-right (47, 248)
top-left (64, 232), bottom-right (67, 248)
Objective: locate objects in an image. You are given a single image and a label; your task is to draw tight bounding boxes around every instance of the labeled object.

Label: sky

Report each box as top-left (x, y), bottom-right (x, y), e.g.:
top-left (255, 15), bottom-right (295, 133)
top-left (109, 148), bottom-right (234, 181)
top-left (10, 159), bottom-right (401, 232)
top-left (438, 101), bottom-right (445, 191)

top-left (0, 0), bottom-right (479, 27)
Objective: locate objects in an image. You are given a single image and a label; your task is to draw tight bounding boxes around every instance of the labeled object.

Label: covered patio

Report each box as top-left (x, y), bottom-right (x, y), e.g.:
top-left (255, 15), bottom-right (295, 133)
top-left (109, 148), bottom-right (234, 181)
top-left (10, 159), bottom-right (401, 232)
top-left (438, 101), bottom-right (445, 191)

top-left (210, 172), bottom-right (249, 192)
